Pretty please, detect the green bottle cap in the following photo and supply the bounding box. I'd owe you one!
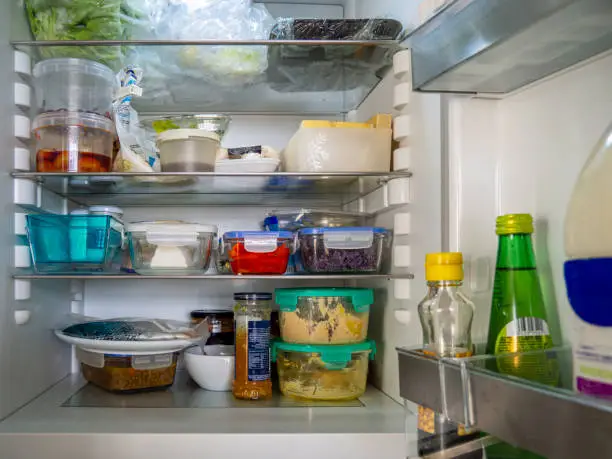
[496,214,533,235]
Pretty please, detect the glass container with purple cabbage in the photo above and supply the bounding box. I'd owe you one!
[297,227,391,274]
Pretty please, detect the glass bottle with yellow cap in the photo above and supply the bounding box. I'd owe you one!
[417,252,480,457]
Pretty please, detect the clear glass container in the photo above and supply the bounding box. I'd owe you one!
[76,348,178,393]
[222,231,293,275]
[276,288,372,344]
[271,340,376,401]
[233,292,273,400]
[33,111,115,173]
[297,227,391,273]
[127,221,217,274]
[146,114,231,138]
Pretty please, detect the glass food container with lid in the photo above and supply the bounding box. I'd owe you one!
[127,221,217,274]
[222,231,294,275]
[275,288,373,344]
[297,226,391,273]
[271,340,376,401]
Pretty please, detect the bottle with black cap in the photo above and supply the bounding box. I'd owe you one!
[233,292,273,400]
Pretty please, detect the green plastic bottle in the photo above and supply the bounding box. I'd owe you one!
[485,214,558,459]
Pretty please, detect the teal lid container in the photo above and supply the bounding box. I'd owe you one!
[271,340,376,370]
[275,287,374,313]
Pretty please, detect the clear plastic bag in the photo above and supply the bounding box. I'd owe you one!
[24,0,152,68]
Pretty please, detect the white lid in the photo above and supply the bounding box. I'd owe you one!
[127,220,217,233]
[88,206,124,216]
[32,111,114,133]
[70,209,89,215]
[157,129,220,144]
[33,58,115,83]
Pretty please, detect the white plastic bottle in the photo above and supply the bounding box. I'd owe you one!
[565,120,612,398]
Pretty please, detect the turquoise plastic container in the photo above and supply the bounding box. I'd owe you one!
[26,214,123,273]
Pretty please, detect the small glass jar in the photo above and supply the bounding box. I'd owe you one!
[233,292,273,400]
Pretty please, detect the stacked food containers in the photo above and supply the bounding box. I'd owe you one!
[272,288,376,400]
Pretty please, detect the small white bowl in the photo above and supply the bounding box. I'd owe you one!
[185,346,234,392]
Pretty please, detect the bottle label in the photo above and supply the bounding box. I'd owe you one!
[494,317,558,385]
[247,320,270,382]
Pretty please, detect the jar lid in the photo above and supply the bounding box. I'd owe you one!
[190,309,233,318]
[33,58,115,82]
[275,288,373,312]
[234,292,272,301]
[88,206,124,216]
[156,128,220,144]
[271,340,376,369]
[32,111,114,133]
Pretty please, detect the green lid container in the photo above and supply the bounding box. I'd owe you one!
[271,340,376,370]
[275,287,374,313]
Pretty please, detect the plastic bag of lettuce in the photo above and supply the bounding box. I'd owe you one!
[25,0,149,69]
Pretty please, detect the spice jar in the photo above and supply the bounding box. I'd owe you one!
[233,292,272,400]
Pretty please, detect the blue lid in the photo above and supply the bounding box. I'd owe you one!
[298,227,389,235]
[223,230,292,239]
[565,258,612,326]
[271,340,376,370]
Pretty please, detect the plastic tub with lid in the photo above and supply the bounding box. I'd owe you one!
[127,221,217,274]
[33,58,116,115]
[276,288,372,344]
[222,231,294,275]
[157,129,220,172]
[283,114,392,172]
[297,227,391,273]
[76,348,178,393]
[271,340,376,400]
[33,111,115,173]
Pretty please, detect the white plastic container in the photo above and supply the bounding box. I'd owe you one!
[185,345,235,392]
[283,115,392,173]
[33,58,116,115]
[213,158,280,192]
[127,221,217,274]
[157,129,220,172]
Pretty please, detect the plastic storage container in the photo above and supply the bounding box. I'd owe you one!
[127,221,217,275]
[76,348,178,393]
[283,115,392,172]
[33,58,116,115]
[297,227,391,273]
[271,340,376,400]
[157,129,220,172]
[222,231,294,275]
[26,214,124,273]
[276,288,372,344]
[33,112,115,172]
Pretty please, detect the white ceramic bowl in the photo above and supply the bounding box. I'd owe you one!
[185,345,234,392]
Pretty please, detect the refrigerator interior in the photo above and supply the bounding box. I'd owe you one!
[3,0,610,456]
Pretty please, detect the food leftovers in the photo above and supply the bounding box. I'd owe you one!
[223,231,293,275]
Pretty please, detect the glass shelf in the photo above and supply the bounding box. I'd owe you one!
[397,346,612,459]
[13,273,413,280]
[13,40,400,114]
[12,171,410,207]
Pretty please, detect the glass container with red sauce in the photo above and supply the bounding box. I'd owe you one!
[33,111,115,173]
[222,231,293,275]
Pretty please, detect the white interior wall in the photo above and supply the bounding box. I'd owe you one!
[449,52,612,347]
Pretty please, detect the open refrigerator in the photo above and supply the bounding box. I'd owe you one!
[0,0,611,458]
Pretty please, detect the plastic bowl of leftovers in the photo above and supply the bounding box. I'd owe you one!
[147,114,230,139]
[127,221,217,275]
[271,340,376,401]
[76,348,179,393]
[222,231,294,275]
[297,226,391,273]
[33,111,115,172]
[275,288,372,344]
[185,345,235,391]
[33,58,116,115]
[157,129,220,172]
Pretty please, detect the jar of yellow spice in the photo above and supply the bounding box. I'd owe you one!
[275,288,372,344]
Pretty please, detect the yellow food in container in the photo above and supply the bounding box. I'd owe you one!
[271,340,376,401]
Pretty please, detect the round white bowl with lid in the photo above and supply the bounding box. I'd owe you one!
[156,129,220,172]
